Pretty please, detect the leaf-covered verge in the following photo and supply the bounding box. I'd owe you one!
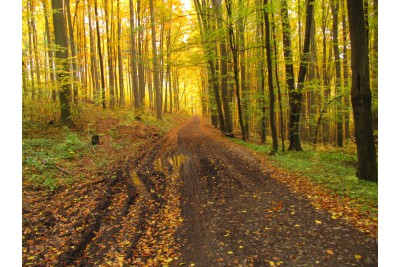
[22,106,190,265]
[232,139,378,238]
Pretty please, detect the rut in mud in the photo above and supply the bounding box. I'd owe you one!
[22,116,377,266]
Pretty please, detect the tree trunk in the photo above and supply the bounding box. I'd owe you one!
[29,1,42,99]
[257,6,267,144]
[264,0,278,152]
[149,0,162,119]
[226,0,245,140]
[51,0,71,124]
[137,0,146,107]
[94,0,106,109]
[340,0,350,141]
[281,0,299,150]
[42,0,58,101]
[331,0,343,147]
[271,7,285,152]
[346,0,378,182]
[88,4,99,103]
[27,0,35,99]
[129,0,139,108]
[117,0,124,106]
[104,0,115,107]
[65,0,79,102]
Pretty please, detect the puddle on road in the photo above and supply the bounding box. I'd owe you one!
[130,170,150,199]
[154,154,187,174]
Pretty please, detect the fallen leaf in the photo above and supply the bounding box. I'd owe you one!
[355,254,362,260]
[326,249,334,255]
[315,220,322,224]
[217,258,225,262]
[228,251,233,254]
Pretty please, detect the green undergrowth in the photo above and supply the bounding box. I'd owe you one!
[23,129,88,191]
[232,139,378,209]
[23,106,190,192]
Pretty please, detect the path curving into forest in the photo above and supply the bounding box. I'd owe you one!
[22,116,377,266]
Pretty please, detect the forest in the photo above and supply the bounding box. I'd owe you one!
[21,0,379,266]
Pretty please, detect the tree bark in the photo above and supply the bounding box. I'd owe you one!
[346,0,378,182]
[94,0,106,109]
[117,0,124,106]
[104,0,115,107]
[280,0,299,150]
[226,0,245,140]
[271,7,285,152]
[51,0,71,124]
[264,0,278,152]
[149,0,162,119]
[65,0,79,102]
[137,0,146,107]
[331,0,343,147]
[216,0,233,134]
[341,0,350,140]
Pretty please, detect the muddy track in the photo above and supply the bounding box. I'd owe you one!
[175,117,377,266]
[23,116,377,266]
[22,127,181,266]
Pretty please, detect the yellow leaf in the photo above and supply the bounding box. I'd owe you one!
[228,251,233,254]
[326,249,334,255]
[269,261,276,266]
[315,220,322,224]
[294,224,301,227]
[355,254,362,260]
[190,263,195,266]
[239,245,244,249]
[27,256,36,260]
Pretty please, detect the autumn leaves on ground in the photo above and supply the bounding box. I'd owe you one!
[23,109,377,266]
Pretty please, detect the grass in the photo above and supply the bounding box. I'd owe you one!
[232,139,378,209]
[23,128,88,191]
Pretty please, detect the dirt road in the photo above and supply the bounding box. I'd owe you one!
[174,117,377,266]
[23,116,377,266]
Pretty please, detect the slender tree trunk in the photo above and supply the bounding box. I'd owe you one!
[238,0,249,139]
[281,0,299,150]
[226,0,245,140]
[117,0,124,106]
[264,0,278,152]
[129,0,139,108]
[51,0,71,124]
[340,0,350,140]
[94,0,106,109]
[42,0,58,101]
[149,0,162,119]
[331,0,343,147]
[30,1,42,99]
[346,0,377,182]
[271,5,285,151]
[88,5,99,103]
[65,0,79,102]
[257,7,267,144]
[27,1,35,99]
[137,0,146,106]
[104,0,115,107]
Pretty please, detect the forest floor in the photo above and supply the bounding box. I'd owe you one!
[22,114,377,266]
